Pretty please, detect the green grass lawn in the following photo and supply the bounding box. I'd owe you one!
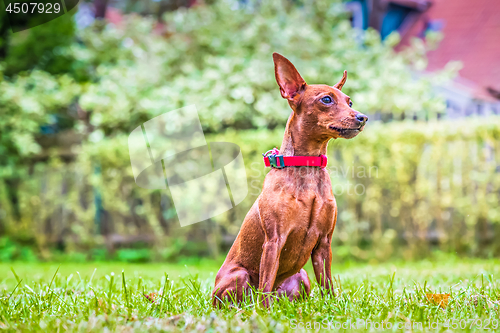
[1,257,499,332]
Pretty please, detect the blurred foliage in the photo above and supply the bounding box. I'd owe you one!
[0,0,476,262]
[0,0,451,170]
[0,237,36,261]
[77,0,450,135]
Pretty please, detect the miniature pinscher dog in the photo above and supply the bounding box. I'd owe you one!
[212,53,368,307]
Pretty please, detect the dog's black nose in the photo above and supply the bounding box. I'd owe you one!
[356,113,368,123]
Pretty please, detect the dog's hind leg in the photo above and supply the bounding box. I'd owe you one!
[212,267,252,308]
[275,269,311,301]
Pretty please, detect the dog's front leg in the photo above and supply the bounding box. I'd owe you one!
[259,237,285,307]
[311,234,334,296]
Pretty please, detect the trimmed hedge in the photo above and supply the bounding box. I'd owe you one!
[1,118,499,261]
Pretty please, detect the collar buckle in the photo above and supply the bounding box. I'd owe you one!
[267,154,285,169]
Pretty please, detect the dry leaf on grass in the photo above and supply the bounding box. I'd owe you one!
[426,293,450,308]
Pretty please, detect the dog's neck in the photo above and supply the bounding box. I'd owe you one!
[280,113,331,157]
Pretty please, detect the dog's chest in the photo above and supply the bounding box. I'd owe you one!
[264,167,336,234]
[268,167,334,200]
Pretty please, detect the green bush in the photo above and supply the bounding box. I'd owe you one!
[116,248,152,263]
[0,237,36,261]
[0,0,450,182]
[77,0,449,135]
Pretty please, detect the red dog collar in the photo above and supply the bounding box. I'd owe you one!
[263,148,327,169]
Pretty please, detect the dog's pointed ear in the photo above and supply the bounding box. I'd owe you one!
[334,70,347,91]
[273,53,307,102]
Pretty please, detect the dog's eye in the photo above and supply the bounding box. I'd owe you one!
[349,101,353,107]
[321,96,332,104]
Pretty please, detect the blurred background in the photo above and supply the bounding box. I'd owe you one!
[0,0,499,264]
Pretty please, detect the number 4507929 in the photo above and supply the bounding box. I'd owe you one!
[5,2,61,14]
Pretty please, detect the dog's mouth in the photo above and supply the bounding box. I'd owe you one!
[329,126,362,133]
[329,125,364,138]
[330,126,361,133]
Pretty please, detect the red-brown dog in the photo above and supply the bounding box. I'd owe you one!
[212,53,368,307]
